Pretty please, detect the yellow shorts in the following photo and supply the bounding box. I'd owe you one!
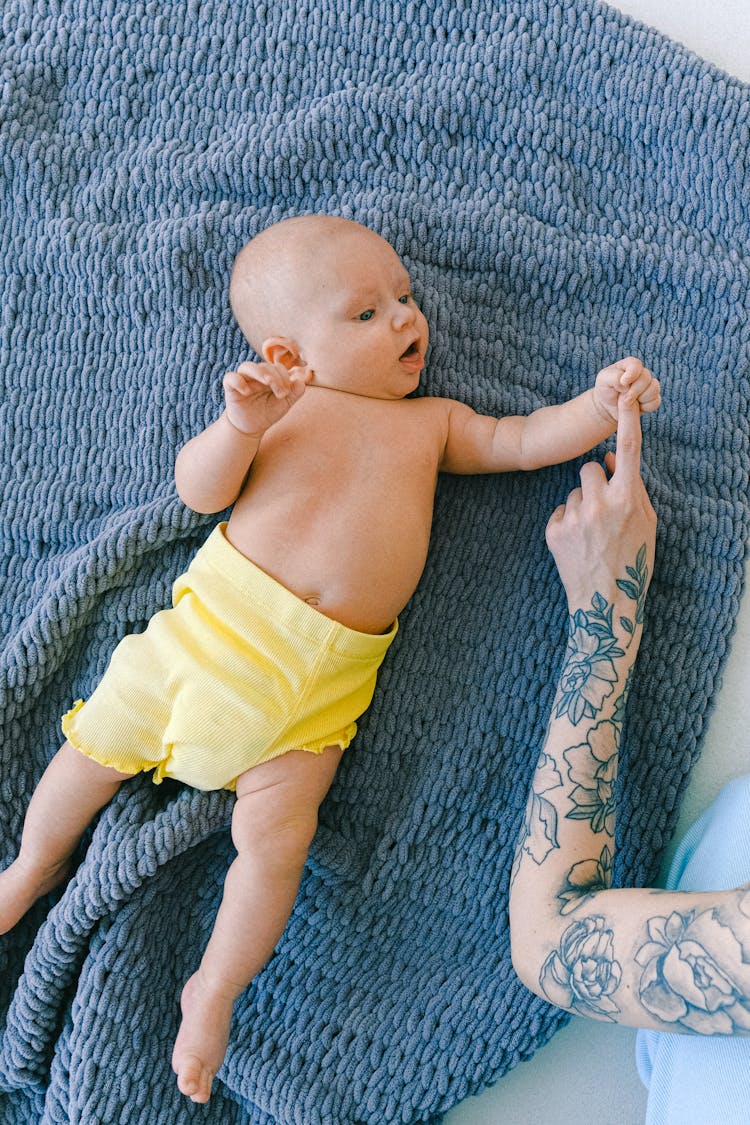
[62,523,398,792]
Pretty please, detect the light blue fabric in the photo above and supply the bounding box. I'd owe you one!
[636,776,750,1125]
[1,1,749,1122]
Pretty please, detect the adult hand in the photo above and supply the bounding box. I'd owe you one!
[545,399,657,614]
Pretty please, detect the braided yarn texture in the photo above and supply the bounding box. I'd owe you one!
[1,1,748,1121]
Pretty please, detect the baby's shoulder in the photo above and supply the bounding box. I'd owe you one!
[405,393,460,430]
[399,395,458,455]
[406,394,455,420]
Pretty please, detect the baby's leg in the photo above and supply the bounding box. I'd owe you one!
[172,744,344,1104]
[0,741,133,933]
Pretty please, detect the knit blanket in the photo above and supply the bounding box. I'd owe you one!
[1,1,748,1122]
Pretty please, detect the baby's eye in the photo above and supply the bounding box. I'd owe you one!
[399,294,412,304]
[358,309,374,321]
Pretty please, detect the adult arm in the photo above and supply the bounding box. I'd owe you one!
[508,402,750,1034]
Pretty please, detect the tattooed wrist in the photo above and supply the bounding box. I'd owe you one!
[565,542,650,654]
[616,544,649,649]
[557,595,625,724]
[558,543,649,725]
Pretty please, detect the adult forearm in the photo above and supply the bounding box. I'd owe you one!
[509,546,750,1033]
[509,554,645,966]
[174,412,261,513]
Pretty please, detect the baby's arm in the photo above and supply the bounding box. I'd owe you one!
[440,357,660,474]
[175,362,311,513]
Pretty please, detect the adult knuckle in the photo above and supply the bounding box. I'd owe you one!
[613,485,637,515]
[545,509,563,539]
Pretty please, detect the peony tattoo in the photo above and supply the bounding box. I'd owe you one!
[563,720,619,835]
[540,916,622,1020]
[636,909,750,1034]
[555,595,625,725]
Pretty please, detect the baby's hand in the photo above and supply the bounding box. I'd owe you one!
[222,361,313,437]
[593,357,661,425]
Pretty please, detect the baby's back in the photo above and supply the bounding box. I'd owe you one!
[227,388,448,634]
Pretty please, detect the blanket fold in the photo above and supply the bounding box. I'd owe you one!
[2,1,748,1121]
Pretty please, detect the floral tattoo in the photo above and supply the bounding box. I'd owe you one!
[510,749,562,892]
[563,720,619,835]
[616,544,649,649]
[636,908,750,1034]
[512,547,645,894]
[555,594,625,725]
[540,916,622,1020]
[558,845,613,915]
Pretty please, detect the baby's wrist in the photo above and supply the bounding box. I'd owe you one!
[589,387,617,428]
[221,409,265,443]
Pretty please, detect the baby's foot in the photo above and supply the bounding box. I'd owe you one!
[0,855,71,934]
[172,970,235,1103]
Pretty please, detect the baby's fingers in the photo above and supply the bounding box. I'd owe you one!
[635,377,661,413]
[618,360,647,387]
[223,368,254,397]
[234,362,291,399]
[621,369,657,404]
[265,371,293,398]
[621,373,649,403]
[287,365,313,401]
[616,356,646,386]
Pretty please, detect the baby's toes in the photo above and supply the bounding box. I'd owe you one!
[176,1054,213,1103]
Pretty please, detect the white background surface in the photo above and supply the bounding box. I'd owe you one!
[444,3,750,1123]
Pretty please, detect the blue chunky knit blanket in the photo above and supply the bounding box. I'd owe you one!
[1,1,749,1122]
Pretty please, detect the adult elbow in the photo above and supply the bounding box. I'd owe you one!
[509,903,546,998]
[510,939,544,998]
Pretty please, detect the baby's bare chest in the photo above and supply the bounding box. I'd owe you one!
[248,394,444,510]
[226,395,448,631]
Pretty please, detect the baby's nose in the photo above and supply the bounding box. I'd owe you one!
[392,301,415,327]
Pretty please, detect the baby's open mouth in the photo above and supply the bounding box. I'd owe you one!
[399,340,425,372]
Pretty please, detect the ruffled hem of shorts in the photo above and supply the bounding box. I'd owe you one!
[61,698,86,731]
[296,721,358,756]
[61,700,141,778]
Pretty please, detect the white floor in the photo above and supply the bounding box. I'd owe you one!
[445,3,750,1123]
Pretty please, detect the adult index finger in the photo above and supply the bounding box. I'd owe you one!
[612,397,643,487]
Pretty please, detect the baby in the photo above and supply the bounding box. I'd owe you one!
[0,214,660,1103]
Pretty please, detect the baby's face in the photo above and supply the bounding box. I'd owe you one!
[290,229,430,400]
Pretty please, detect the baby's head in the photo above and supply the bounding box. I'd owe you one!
[229,215,429,400]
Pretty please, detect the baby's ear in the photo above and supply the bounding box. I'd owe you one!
[261,336,303,370]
